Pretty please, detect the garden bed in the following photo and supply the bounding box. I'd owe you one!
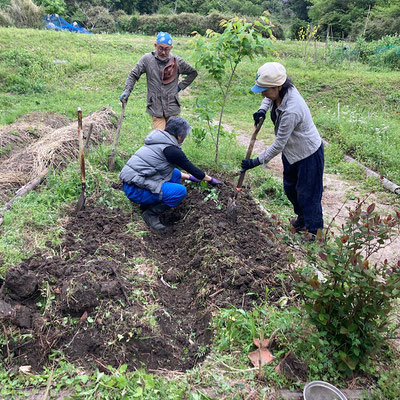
[1,182,288,372]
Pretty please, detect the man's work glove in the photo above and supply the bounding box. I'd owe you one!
[120,92,129,103]
[187,175,200,182]
[253,109,266,126]
[241,157,261,171]
[208,177,222,186]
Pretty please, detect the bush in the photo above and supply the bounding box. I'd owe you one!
[33,0,65,15]
[83,6,114,34]
[290,18,308,40]
[115,13,138,33]
[365,16,400,41]
[4,0,42,28]
[369,47,400,70]
[354,35,400,70]
[137,13,213,36]
[293,201,400,373]
[135,12,280,38]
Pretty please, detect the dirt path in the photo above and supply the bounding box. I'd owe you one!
[234,127,400,265]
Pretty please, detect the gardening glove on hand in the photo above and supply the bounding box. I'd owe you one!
[241,157,261,171]
[120,92,129,103]
[187,175,201,182]
[207,177,223,186]
[177,86,181,92]
[253,109,266,126]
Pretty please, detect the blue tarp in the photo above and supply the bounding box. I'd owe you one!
[43,14,93,34]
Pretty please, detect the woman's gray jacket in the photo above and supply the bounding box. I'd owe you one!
[123,52,197,118]
[120,129,179,195]
[258,86,321,165]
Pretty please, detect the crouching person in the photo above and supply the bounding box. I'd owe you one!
[120,116,221,231]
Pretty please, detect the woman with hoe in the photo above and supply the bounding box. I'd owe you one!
[242,62,324,240]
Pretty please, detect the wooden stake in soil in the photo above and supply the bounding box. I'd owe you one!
[76,108,86,212]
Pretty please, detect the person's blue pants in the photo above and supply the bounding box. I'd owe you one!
[282,143,324,233]
[122,168,187,208]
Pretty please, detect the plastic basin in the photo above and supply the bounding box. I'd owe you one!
[303,381,348,400]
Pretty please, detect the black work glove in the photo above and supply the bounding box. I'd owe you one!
[241,157,261,171]
[253,109,266,126]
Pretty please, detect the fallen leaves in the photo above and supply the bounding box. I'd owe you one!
[248,337,275,368]
[247,336,308,382]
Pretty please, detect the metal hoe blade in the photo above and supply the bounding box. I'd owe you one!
[227,195,237,223]
[76,183,86,212]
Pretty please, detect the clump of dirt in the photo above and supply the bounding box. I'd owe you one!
[1,182,288,373]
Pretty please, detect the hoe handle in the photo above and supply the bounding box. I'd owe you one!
[236,117,264,191]
[77,108,85,183]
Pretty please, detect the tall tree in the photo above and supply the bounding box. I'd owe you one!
[288,0,311,20]
[309,0,376,37]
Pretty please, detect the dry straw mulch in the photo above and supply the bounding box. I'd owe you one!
[0,107,116,188]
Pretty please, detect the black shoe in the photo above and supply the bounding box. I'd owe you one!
[139,204,149,212]
[141,203,169,231]
[303,232,316,243]
[290,216,306,232]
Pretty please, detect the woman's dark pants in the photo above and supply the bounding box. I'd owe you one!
[282,143,324,233]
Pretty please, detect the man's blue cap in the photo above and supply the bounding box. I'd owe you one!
[156,32,173,45]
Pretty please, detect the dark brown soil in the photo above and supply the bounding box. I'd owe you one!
[1,181,289,373]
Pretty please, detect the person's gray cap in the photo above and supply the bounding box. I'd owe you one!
[251,62,287,93]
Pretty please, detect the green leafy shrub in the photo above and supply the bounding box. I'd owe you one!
[290,18,308,40]
[135,12,278,37]
[34,0,65,15]
[354,35,400,69]
[293,200,400,373]
[84,6,115,33]
[113,10,139,33]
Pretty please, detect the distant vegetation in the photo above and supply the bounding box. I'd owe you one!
[0,0,399,41]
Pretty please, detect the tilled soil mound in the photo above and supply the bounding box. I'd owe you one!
[1,182,288,372]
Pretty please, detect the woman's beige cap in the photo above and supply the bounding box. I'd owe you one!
[251,62,287,92]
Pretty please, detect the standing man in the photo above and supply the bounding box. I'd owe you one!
[242,62,324,240]
[120,32,198,130]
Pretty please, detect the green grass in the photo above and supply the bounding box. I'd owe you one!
[0,28,400,398]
